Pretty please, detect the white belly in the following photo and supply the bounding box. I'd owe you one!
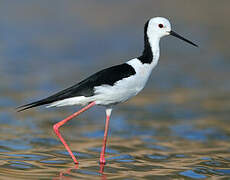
[93,76,145,105]
[92,59,155,105]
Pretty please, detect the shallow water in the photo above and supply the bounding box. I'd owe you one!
[0,1,230,179]
[1,91,230,179]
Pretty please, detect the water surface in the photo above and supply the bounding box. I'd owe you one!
[0,1,230,179]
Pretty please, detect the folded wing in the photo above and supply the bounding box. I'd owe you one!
[17,63,136,111]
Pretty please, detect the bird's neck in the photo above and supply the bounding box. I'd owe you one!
[138,28,160,66]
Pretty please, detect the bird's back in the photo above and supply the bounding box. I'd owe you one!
[17,63,136,111]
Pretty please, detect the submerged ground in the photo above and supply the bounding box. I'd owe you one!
[0,1,230,179]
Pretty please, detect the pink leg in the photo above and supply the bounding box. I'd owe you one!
[100,108,112,164]
[53,101,96,164]
[99,163,107,180]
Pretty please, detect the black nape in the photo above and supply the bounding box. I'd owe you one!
[138,20,153,64]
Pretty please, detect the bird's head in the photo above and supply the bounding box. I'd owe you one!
[147,17,198,47]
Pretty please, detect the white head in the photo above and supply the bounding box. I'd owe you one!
[146,17,198,47]
[147,17,171,39]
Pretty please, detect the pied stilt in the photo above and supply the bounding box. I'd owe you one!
[18,17,198,164]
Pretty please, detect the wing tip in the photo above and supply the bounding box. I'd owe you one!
[16,103,36,112]
[16,99,48,112]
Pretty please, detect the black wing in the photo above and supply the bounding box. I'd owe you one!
[17,63,136,111]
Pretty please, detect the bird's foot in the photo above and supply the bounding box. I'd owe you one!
[73,160,79,165]
[99,157,106,165]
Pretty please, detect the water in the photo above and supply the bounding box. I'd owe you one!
[0,1,230,179]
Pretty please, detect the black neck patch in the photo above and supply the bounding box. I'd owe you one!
[138,20,153,64]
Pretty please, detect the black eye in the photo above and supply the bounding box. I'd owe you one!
[158,24,163,28]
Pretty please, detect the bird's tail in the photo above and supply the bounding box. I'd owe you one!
[17,80,83,112]
[17,98,54,112]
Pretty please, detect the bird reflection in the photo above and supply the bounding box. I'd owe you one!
[54,163,107,179]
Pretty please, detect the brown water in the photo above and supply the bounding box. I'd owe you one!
[0,1,230,179]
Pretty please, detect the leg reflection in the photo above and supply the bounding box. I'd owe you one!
[99,163,107,180]
[54,164,107,180]
[54,164,78,180]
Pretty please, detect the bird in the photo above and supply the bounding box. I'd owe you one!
[18,17,198,165]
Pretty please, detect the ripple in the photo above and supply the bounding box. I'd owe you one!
[2,161,39,170]
[170,124,227,141]
[0,139,32,151]
[146,144,171,151]
[194,166,230,176]
[107,154,134,163]
[179,170,207,179]
[214,169,230,175]
[147,154,168,160]
[30,138,60,146]
[2,153,49,161]
[72,169,101,176]
[88,147,119,154]
[53,150,92,158]
[40,160,68,164]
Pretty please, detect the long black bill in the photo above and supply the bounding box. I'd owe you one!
[170,31,198,47]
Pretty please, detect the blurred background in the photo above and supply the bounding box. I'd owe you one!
[0,0,230,179]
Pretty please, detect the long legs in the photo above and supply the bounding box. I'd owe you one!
[53,101,96,164]
[100,108,112,164]
[53,102,112,164]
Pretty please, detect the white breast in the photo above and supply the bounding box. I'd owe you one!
[92,58,158,105]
